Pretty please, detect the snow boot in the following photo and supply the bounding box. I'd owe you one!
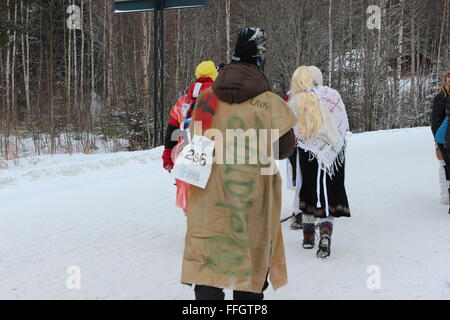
[317,222,333,259]
[290,212,304,230]
[302,225,315,249]
[302,230,315,249]
[302,214,316,249]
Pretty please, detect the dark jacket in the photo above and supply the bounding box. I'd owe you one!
[212,62,295,160]
[432,92,447,137]
[442,93,450,145]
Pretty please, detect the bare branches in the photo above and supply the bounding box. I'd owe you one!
[0,0,449,160]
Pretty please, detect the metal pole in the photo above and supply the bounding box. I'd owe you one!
[160,1,165,146]
[152,0,165,147]
[152,7,158,148]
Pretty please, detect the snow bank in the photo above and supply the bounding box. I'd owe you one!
[0,127,431,186]
[0,147,164,186]
[0,134,129,161]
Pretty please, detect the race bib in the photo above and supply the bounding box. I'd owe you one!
[181,103,191,117]
[172,135,215,189]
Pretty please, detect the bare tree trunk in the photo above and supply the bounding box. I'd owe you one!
[66,1,74,151]
[89,0,95,149]
[119,16,130,117]
[72,0,79,141]
[11,3,17,127]
[131,22,138,105]
[11,3,19,158]
[4,0,11,159]
[49,5,56,154]
[141,14,150,109]
[175,10,181,96]
[102,0,107,141]
[21,1,31,122]
[328,0,333,86]
[107,1,113,111]
[141,13,152,148]
[410,0,418,121]
[436,0,448,77]
[80,0,87,150]
[395,0,405,127]
[35,12,44,155]
[225,0,231,60]
[67,0,72,131]
[215,3,220,61]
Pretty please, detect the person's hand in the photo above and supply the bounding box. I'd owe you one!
[162,148,174,172]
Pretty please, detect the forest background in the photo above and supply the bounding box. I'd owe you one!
[1,0,449,159]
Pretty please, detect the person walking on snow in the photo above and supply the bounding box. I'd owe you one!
[285,67,337,230]
[181,27,297,300]
[282,90,305,231]
[286,66,330,230]
[287,66,350,259]
[433,70,450,213]
[162,61,218,214]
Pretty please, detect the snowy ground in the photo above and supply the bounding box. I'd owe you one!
[0,127,449,300]
[0,134,129,162]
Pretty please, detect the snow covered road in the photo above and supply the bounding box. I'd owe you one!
[0,127,449,300]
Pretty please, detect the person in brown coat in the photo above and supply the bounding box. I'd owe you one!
[180,28,297,300]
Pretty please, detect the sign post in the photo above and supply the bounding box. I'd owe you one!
[153,0,164,149]
[114,0,208,147]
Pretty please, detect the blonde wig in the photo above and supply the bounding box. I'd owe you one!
[290,66,323,139]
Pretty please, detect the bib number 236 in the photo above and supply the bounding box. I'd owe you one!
[184,149,208,166]
[172,135,215,189]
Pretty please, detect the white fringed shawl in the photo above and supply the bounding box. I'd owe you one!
[288,85,350,177]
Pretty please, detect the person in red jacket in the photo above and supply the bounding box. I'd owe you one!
[162,61,219,213]
[162,61,218,170]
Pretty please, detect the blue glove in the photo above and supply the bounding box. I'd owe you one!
[183,118,192,130]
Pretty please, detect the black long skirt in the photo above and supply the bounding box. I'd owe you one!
[297,147,351,218]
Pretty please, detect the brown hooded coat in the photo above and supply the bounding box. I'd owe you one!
[181,63,297,293]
